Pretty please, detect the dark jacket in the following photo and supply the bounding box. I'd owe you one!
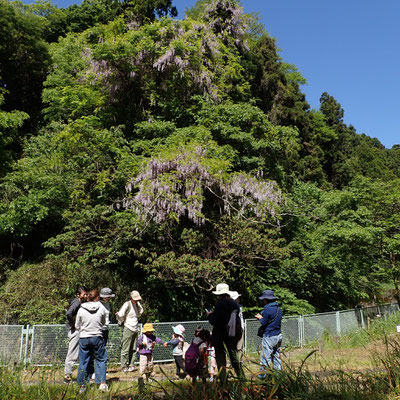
[260,302,282,337]
[208,297,240,341]
[66,297,81,333]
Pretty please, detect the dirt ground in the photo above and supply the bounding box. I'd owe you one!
[20,340,384,386]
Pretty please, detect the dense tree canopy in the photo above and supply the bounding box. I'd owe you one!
[0,0,400,323]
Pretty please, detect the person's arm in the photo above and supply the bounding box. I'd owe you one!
[116,302,128,322]
[259,308,271,326]
[166,338,179,347]
[75,309,82,331]
[66,298,80,327]
[208,302,221,326]
[137,302,144,316]
[155,336,164,345]
[102,306,110,329]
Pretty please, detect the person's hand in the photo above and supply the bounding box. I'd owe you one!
[255,313,262,320]
[163,342,168,348]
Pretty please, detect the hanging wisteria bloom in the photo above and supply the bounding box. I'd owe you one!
[124,145,282,225]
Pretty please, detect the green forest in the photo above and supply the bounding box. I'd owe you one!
[1,0,400,325]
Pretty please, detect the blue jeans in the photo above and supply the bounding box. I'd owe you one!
[77,336,107,385]
[259,333,282,374]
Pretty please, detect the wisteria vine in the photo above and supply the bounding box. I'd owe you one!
[123,146,282,225]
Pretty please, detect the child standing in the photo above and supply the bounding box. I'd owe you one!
[207,344,217,382]
[185,328,210,384]
[137,323,164,379]
[164,324,186,378]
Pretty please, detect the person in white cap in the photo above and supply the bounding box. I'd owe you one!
[164,324,187,378]
[207,283,244,380]
[229,291,244,362]
[99,287,115,346]
[116,290,143,373]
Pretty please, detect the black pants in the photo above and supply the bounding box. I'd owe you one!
[174,355,185,376]
[213,336,244,379]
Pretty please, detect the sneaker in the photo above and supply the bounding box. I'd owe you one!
[99,383,109,392]
[122,367,129,373]
[127,366,136,372]
[91,372,95,380]
[79,385,86,394]
[63,375,72,384]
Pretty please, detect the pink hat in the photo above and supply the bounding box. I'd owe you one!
[172,324,185,337]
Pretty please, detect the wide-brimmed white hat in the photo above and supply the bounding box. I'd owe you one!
[212,283,230,295]
[229,291,241,300]
[172,324,185,337]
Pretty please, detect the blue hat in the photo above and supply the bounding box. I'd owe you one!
[259,289,277,301]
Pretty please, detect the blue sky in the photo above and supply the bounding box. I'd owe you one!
[42,0,400,148]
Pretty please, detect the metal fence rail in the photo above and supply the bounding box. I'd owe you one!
[1,302,399,365]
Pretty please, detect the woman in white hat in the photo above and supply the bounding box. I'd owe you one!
[116,290,143,373]
[207,283,244,380]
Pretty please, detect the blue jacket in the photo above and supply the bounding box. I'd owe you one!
[259,302,282,337]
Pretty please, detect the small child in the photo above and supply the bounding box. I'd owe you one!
[137,323,164,379]
[185,327,210,384]
[164,324,186,378]
[207,344,217,382]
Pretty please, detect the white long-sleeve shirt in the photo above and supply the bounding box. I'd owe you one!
[116,300,143,332]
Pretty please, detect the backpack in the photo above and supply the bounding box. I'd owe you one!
[226,309,243,342]
[184,340,203,376]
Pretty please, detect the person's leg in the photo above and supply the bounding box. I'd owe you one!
[271,334,282,371]
[120,327,133,368]
[213,339,227,372]
[174,356,180,375]
[148,354,154,376]
[64,329,80,377]
[103,330,109,347]
[225,338,244,379]
[175,355,185,376]
[236,334,244,362]
[93,336,108,384]
[128,330,138,367]
[259,335,273,378]
[77,338,91,385]
[139,354,147,376]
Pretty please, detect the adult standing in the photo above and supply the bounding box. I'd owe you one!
[76,288,109,393]
[229,291,244,362]
[116,290,143,373]
[255,289,282,377]
[64,286,87,383]
[207,283,244,380]
[99,287,115,345]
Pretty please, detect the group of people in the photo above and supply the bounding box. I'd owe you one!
[63,283,283,392]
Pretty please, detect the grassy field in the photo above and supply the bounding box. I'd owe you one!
[3,314,400,399]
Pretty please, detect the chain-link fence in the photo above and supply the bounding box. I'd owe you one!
[1,302,399,365]
[0,325,25,365]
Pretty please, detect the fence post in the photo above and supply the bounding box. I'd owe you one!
[298,316,304,347]
[244,320,247,354]
[336,312,341,336]
[23,325,30,366]
[19,326,25,363]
